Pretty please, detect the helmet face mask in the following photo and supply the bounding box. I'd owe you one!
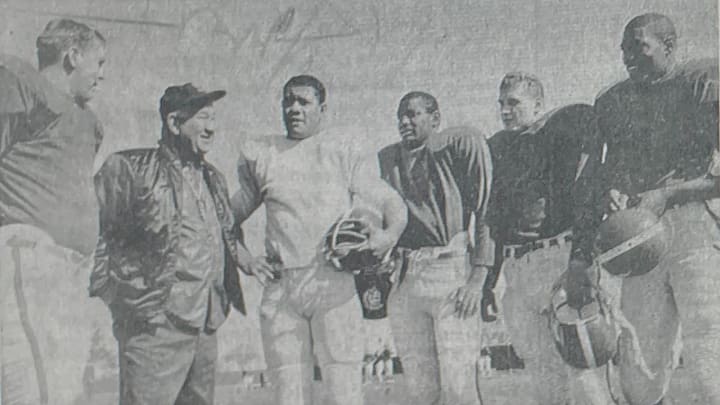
[322,211,397,319]
[324,218,378,274]
[549,280,618,369]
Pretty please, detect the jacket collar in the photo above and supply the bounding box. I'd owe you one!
[158,138,206,170]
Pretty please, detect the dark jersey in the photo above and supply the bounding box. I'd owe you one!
[377,126,494,267]
[596,59,718,195]
[488,104,596,248]
[0,55,104,254]
[572,59,719,260]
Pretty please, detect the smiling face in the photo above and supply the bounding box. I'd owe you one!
[283,85,325,139]
[621,26,673,83]
[170,104,217,156]
[397,96,440,149]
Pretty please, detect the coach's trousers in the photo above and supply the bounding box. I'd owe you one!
[115,316,218,405]
[616,201,720,405]
[388,233,481,405]
[0,224,108,405]
[259,259,364,405]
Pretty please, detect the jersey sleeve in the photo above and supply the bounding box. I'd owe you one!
[232,145,264,224]
[445,127,495,267]
[0,67,29,157]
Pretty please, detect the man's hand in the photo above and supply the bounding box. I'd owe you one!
[564,259,596,310]
[606,189,630,212]
[360,222,397,259]
[480,288,498,322]
[448,266,487,320]
[241,256,280,286]
[109,287,167,322]
[634,187,671,217]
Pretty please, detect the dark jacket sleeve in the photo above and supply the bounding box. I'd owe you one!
[90,153,137,304]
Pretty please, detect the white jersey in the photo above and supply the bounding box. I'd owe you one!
[235,127,381,268]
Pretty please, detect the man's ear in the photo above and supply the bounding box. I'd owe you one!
[66,46,83,70]
[535,99,545,116]
[431,110,441,129]
[663,39,675,56]
[166,112,181,135]
[320,102,327,113]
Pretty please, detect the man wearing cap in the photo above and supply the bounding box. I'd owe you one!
[231,75,407,405]
[91,83,245,405]
[0,19,107,404]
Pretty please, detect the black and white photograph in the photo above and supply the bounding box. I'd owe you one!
[0,0,718,404]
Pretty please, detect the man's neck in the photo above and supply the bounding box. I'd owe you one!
[651,60,678,84]
[39,65,73,100]
[287,126,323,141]
[164,135,204,167]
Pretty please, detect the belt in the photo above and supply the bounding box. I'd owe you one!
[503,231,573,259]
[410,233,469,262]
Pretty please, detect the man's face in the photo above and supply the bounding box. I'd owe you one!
[177,105,217,155]
[621,26,672,83]
[397,97,439,149]
[68,39,106,105]
[283,85,325,139]
[498,84,542,130]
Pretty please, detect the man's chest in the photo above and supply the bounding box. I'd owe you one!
[261,145,352,206]
[602,85,695,155]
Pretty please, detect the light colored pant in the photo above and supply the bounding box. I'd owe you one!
[502,236,620,405]
[616,202,720,405]
[388,234,481,405]
[0,224,109,405]
[259,259,364,405]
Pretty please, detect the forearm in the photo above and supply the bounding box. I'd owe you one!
[663,175,719,205]
[234,237,257,272]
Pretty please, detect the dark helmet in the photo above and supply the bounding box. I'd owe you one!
[323,207,396,319]
[549,279,617,369]
[595,208,669,277]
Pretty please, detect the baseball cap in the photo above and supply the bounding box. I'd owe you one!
[159,83,226,120]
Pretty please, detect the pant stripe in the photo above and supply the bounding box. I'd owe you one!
[10,241,49,404]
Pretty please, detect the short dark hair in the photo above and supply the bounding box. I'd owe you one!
[36,19,105,70]
[283,75,326,104]
[499,72,544,102]
[624,13,677,47]
[397,91,439,116]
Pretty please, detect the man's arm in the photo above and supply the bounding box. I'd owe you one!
[90,154,135,305]
[0,70,28,158]
[350,153,408,256]
[231,150,280,283]
[443,128,494,319]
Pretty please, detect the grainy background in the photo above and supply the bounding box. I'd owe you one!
[0,0,717,403]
